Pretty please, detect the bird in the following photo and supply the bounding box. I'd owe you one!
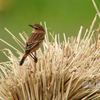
[19,24,45,66]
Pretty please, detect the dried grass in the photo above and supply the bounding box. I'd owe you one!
[0,19,100,100]
[1,1,100,99]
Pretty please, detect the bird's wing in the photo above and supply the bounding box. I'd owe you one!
[27,31,45,43]
[25,41,40,50]
[25,31,45,53]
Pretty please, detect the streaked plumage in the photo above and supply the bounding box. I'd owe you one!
[19,24,45,66]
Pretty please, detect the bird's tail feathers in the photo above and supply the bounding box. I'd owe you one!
[19,54,27,66]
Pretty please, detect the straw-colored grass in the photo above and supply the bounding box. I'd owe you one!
[0,18,100,100]
[1,1,100,99]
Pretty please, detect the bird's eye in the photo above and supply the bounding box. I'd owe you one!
[35,27,38,30]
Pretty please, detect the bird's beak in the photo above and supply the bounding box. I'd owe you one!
[29,25,33,27]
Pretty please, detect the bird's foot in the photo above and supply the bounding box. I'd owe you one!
[34,57,38,63]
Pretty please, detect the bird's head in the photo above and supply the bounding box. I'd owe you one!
[29,24,45,32]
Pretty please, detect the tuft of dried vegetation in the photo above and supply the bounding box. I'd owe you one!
[0,1,100,100]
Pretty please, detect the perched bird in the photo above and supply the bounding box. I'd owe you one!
[19,24,45,66]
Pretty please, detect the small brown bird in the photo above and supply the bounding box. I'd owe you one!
[19,24,45,66]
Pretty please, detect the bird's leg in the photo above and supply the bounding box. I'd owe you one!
[29,54,34,59]
[30,53,37,63]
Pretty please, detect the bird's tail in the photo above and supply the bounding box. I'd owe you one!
[19,54,27,66]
